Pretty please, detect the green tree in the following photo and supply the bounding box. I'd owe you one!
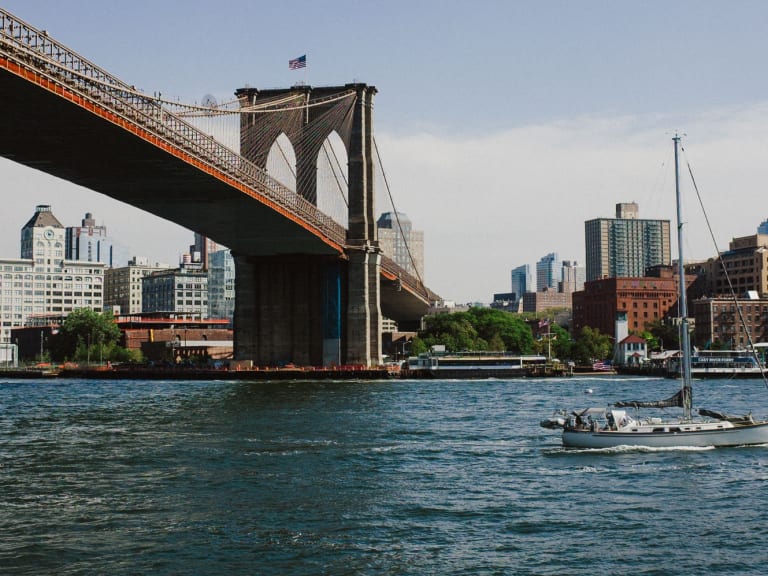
[487,333,505,351]
[409,336,428,356]
[49,309,121,362]
[540,323,573,360]
[415,308,535,353]
[645,319,680,350]
[466,307,536,353]
[418,312,479,352]
[571,326,613,365]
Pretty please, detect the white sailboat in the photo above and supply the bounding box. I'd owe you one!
[542,135,768,449]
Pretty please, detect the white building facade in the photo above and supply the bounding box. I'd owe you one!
[65,212,114,267]
[1,205,105,343]
[104,256,172,315]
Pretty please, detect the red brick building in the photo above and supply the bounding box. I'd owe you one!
[116,313,232,361]
[691,296,768,348]
[572,276,679,336]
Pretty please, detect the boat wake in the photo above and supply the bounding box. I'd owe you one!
[550,444,716,455]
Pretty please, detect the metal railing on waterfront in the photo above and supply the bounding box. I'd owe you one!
[0,9,347,249]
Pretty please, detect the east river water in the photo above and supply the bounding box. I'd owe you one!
[2,375,768,575]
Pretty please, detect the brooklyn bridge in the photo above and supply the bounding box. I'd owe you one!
[0,8,436,367]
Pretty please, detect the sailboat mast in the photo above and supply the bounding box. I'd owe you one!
[674,134,693,419]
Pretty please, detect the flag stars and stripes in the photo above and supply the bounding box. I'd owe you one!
[289,55,306,70]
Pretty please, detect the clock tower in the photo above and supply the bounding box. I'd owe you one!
[20,204,66,271]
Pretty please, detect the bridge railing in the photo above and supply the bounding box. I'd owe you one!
[0,9,347,249]
[380,256,434,302]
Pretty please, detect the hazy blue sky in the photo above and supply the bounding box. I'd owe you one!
[3,1,768,302]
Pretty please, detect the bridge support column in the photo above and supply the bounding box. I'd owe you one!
[346,247,382,366]
[344,84,382,367]
[322,261,342,366]
[233,82,385,367]
[233,253,342,367]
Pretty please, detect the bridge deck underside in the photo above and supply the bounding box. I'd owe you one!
[380,282,426,328]
[0,68,338,256]
[0,66,432,326]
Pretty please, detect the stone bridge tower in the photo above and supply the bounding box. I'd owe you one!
[233,83,381,367]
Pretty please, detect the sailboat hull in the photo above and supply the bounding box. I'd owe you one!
[543,137,768,451]
[562,421,768,449]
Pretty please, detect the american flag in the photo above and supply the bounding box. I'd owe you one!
[289,55,306,70]
[592,361,612,371]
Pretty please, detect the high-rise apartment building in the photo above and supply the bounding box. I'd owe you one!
[0,205,105,342]
[584,202,671,281]
[377,212,424,280]
[536,252,560,292]
[190,233,220,270]
[511,264,531,299]
[560,260,586,293]
[207,249,235,321]
[65,212,114,267]
[142,264,209,318]
[104,256,172,315]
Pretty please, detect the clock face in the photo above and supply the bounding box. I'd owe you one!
[44,229,54,239]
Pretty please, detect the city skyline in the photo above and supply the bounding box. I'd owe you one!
[2,186,765,308]
[3,1,768,302]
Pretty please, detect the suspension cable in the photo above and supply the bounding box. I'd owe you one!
[1,34,356,119]
[322,141,348,207]
[373,136,427,293]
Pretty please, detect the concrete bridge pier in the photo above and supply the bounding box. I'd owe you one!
[344,84,382,366]
[233,254,344,367]
[346,246,382,366]
[233,250,382,367]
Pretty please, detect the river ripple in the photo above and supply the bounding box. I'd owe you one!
[1,376,768,575]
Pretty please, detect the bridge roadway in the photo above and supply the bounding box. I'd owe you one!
[0,33,432,335]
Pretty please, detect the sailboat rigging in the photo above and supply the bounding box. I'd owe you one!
[541,135,768,448]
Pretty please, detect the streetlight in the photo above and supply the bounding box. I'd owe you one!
[400,339,411,361]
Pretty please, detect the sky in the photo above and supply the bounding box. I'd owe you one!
[3,0,768,303]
